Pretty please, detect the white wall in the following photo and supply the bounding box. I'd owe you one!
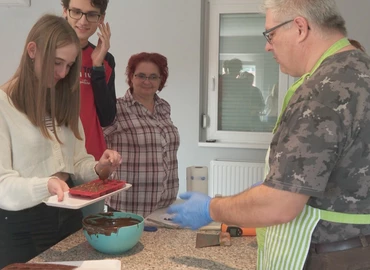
[0,0,369,195]
[336,0,370,52]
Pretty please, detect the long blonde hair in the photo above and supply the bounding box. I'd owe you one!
[6,14,82,142]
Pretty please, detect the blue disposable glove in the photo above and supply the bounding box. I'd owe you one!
[167,192,213,230]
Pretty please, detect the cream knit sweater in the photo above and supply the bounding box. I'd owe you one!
[0,90,98,211]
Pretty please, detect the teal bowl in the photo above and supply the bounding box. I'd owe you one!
[82,212,144,254]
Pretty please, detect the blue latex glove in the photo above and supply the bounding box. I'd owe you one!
[167,192,213,230]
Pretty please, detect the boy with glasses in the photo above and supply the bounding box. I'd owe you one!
[62,0,116,161]
[62,0,117,215]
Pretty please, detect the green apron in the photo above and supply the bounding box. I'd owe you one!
[257,38,370,270]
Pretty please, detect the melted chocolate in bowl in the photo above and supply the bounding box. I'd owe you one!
[83,212,141,236]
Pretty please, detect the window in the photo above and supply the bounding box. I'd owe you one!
[201,0,292,149]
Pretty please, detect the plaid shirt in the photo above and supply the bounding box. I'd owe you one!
[104,89,180,217]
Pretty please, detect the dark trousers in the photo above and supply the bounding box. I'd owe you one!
[0,179,83,269]
[304,245,370,270]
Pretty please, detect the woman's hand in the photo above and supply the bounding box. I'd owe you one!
[47,177,69,202]
[95,149,122,179]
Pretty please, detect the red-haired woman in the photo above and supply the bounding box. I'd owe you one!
[104,52,180,217]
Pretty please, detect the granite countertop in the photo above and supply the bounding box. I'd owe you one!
[30,228,257,269]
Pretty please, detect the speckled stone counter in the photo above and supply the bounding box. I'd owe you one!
[30,228,257,269]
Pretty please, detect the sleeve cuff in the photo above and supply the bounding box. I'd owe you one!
[93,161,99,177]
[32,177,51,201]
[92,65,105,71]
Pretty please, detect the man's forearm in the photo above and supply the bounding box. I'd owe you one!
[209,185,309,228]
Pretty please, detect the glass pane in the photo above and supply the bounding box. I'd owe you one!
[218,13,279,132]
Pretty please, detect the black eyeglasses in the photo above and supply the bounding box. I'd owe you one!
[263,19,294,44]
[68,9,101,23]
[134,73,161,82]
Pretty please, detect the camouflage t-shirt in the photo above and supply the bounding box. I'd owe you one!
[264,50,370,244]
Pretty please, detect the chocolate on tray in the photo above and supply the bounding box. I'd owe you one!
[69,179,126,199]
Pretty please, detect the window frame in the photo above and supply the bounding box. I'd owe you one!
[201,0,292,149]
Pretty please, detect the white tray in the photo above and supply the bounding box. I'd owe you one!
[45,259,121,269]
[42,183,132,209]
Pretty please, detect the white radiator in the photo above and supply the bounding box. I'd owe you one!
[209,160,265,197]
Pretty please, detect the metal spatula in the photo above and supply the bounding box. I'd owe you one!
[195,232,231,248]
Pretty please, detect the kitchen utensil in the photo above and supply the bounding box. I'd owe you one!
[144,226,158,232]
[195,231,231,248]
[82,212,144,254]
[221,223,256,236]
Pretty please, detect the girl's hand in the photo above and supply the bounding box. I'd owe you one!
[47,177,69,201]
[95,149,122,179]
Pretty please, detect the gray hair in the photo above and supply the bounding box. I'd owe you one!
[261,0,347,36]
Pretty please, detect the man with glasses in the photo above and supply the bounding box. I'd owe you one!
[167,0,370,269]
[62,0,116,216]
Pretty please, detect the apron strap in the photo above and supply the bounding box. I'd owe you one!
[320,208,370,224]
